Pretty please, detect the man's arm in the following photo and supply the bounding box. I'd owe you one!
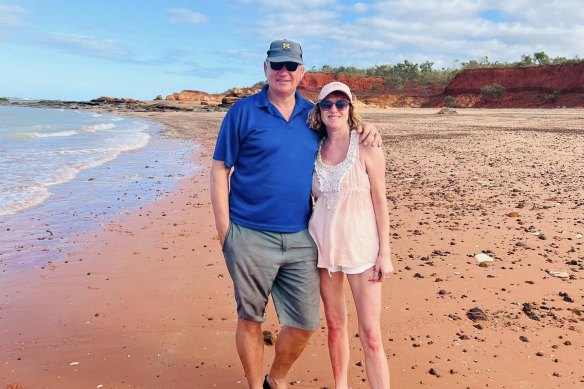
[210,159,231,246]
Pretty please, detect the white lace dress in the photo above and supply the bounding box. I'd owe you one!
[308,130,380,269]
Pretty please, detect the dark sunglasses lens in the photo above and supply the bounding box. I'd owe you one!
[270,62,284,70]
[319,100,349,110]
[270,62,298,71]
[336,100,349,109]
[319,101,333,110]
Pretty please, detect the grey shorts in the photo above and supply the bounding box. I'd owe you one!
[223,222,320,330]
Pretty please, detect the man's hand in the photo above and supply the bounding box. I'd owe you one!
[356,121,382,147]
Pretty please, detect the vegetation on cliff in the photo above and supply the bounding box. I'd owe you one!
[480,83,506,100]
[313,52,583,88]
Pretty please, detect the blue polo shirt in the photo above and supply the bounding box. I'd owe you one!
[213,85,319,232]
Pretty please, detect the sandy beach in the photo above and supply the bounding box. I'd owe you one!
[1,108,583,389]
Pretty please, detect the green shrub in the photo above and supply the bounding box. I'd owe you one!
[480,83,506,99]
[443,95,456,108]
[545,90,561,102]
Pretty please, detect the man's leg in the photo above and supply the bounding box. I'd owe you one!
[266,229,320,389]
[236,318,265,389]
[266,325,315,389]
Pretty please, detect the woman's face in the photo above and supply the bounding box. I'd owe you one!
[320,92,350,131]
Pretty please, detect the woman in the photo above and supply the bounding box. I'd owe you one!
[307,82,393,389]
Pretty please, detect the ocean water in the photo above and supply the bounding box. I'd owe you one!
[0,106,153,215]
[0,106,198,276]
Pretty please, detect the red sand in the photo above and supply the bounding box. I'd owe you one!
[1,108,583,389]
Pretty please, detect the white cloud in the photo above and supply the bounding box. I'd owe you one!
[295,0,584,67]
[353,3,369,13]
[32,32,130,60]
[259,10,339,38]
[166,8,208,24]
[0,4,26,28]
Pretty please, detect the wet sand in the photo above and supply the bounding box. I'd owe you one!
[1,108,583,388]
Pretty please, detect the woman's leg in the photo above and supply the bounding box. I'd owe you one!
[347,271,390,389]
[320,269,350,389]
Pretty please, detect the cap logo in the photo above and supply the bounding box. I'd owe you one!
[282,42,291,49]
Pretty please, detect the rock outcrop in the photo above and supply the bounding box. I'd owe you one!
[166,90,223,106]
[445,63,584,95]
[298,73,445,107]
[298,73,388,101]
[443,63,584,108]
[12,63,584,112]
[91,96,141,104]
[158,62,584,109]
[167,87,260,107]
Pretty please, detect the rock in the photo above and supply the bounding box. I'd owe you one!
[547,269,570,278]
[522,303,540,321]
[428,367,440,377]
[221,96,239,106]
[466,307,487,321]
[474,253,494,263]
[262,330,276,346]
[166,89,223,106]
[559,292,574,303]
[506,211,520,217]
[91,96,141,104]
[437,107,457,114]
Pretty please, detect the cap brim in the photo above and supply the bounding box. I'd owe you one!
[267,56,304,64]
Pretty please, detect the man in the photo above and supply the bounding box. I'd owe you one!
[210,39,380,389]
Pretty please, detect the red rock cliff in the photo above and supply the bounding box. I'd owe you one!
[164,63,584,108]
[298,73,388,101]
[445,63,584,95]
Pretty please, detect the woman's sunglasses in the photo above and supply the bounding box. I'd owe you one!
[269,61,299,72]
[318,99,350,111]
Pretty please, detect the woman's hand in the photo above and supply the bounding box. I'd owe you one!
[369,254,394,282]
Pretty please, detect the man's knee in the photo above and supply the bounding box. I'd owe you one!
[282,325,316,341]
[237,318,262,333]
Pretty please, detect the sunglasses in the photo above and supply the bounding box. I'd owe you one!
[318,99,350,111]
[269,61,300,72]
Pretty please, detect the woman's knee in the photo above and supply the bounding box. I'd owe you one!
[325,311,347,332]
[359,326,383,352]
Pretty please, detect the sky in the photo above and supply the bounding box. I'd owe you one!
[1,0,584,101]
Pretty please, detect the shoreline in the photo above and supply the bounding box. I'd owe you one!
[0,109,199,280]
[1,108,583,388]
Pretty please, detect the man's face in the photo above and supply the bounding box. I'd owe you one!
[264,61,305,96]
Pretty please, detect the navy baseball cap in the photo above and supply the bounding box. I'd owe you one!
[266,39,304,64]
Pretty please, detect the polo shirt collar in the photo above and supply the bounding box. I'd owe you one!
[257,84,314,114]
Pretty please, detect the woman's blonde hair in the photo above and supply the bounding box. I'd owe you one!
[307,92,362,135]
